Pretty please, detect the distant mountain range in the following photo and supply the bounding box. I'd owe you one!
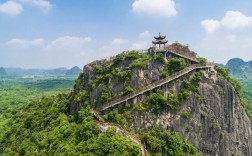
[218,58,252,73]
[0,66,81,78]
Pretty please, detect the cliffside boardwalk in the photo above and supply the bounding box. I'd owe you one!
[95,33,214,112]
[97,63,214,112]
[92,34,214,155]
[165,49,199,64]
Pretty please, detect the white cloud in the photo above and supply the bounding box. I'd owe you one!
[132,0,177,17]
[20,0,52,12]
[3,36,95,68]
[131,41,149,50]
[201,11,252,34]
[47,36,92,49]
[194,33,252,64]
[221,11,252,29]
[6,36,92,50]
[6,38,45,47]
[99,38,129,57]
[201,19,220,34]
[110,38,128,46]
[0,1,23,16]
[130,31,152,50]
[139,30,151,38]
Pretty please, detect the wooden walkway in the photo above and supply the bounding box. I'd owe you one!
[97,63,213,112]
[153,49,199,63]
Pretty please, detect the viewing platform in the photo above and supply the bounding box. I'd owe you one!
[96,33,214,113]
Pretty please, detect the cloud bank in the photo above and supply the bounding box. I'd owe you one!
[20,0,52,12]
[132,0,177,17]
[201,11,252,34]
[6,38,45,47]
[0,0,52,16]
[0,1,23,16]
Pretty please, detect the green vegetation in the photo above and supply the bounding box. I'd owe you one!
[220,131,225,140]
[197,57,207,65]
[168,57,186,74]
[0,77,75,133]
[153,53,166,64]
[181,111,192,120]
[185,126,192,133]
[210,121,218,130]
[141,72,202,115]
[88,50,151,91]
[229,72,252,121]
[215,66,229,79]
[146,92,178,114]
[102,108,134,131]
[112,68,131,81]
[0,95,140,155]
[125,51,151,70]
[161,57,187,78]
[141,127,200,156]
[121,86,134,96]
[171,42,190,52]
[5,51,249,155]
[0,75,141,155]
[215,66,252,120]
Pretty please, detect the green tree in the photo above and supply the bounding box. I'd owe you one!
[168,58,186,74]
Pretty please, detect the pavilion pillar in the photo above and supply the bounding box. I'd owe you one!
[152,32,168,53]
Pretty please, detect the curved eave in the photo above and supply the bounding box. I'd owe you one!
[154,35,166,40]
[152,40,168,44]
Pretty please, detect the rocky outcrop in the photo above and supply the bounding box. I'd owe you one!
[131,73,252,156]
[81,58,166,109]
[74,52,252,155]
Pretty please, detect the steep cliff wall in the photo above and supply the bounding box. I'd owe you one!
[131,73,252,155]
[72,51,252,155]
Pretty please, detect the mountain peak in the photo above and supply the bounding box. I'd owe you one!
[225,58,252,73]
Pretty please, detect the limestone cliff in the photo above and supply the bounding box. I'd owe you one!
[131,74,252,155]
[72,51,252,155]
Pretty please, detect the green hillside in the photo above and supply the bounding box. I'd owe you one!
[0,50,200,155]
[218,58,252,120]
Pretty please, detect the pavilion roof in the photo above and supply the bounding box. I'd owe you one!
[154,32,166,40]
[152,40,168,44]
[154,35,166,40]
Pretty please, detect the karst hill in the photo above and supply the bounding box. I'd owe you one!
[1,35,251,155]
[71,39,252,155]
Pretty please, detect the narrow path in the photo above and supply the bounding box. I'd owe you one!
[97,63,213,112]
[90,109,105,122]
[166,50,199,63]
[90,109,148,156]
[97,122,148,156]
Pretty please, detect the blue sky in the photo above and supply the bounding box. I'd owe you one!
[1,0,252,68]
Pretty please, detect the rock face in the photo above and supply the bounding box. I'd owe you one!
[81,58,166,108]
[74,52,252,155]
[132,74,252,156]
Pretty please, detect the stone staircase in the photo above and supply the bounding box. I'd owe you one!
[97,63,214,112]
